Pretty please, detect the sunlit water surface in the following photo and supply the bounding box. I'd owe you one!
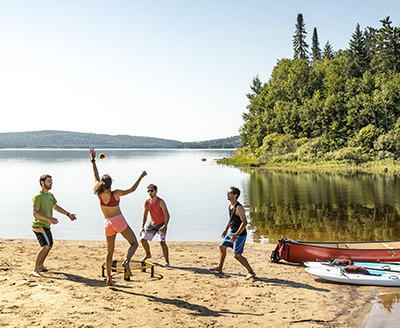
[1,149,400,245]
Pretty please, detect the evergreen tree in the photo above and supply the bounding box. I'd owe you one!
[348,23,369,77]
[293,13,309,61]
[311,27,321,62]
[370,16,400,73]
[246,75,263,100]
[323,40,335,60]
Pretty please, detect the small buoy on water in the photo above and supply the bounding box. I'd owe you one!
[201,158,206,162]
[99,153,106,159]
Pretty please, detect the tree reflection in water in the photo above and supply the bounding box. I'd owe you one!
[241,169,400,243]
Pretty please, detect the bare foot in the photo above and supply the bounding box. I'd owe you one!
[141,255,151,262]
[122,261,132,276]
[31,270,43,278]
[245,272,256,280]
[106,279,113,286]
[210,267,223,273]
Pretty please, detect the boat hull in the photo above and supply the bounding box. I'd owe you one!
[304,261,400,272]
[305,266,400,286]
[271,237,400,264]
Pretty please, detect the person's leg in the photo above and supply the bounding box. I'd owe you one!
[121,226,138,276]
[160,241,169,266]
[140,238,152,261]
[32,227,53,277]
[210,244,228,273]
[233,253,256,278]
[32,244,52,276]
[105,235,116,286]
[140,225,156,262]
[232,235,255,279]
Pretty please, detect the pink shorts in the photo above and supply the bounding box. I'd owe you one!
[104,214,128,237]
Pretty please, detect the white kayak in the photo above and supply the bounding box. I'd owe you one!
[305,266,400,286]
[304,261,400,272]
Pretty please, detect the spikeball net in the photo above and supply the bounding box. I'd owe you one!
[101,259,155,280]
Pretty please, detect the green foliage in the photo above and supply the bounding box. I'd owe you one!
[237,16,400,167]
[0,131,180,149]
[293,13,309,61]
[175,136,241,149]
[311,27,321,62]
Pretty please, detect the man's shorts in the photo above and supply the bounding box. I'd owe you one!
[104,214,129,237]
[32,226,54,247]
[141,223,167,242]
[221,232,247,254]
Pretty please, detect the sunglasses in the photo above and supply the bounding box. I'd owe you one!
[147,189,155,193]
[227,191,233,195]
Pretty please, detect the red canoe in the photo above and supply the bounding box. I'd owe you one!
[271,237,400,264]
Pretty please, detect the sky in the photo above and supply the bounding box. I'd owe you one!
[1,1,400,142]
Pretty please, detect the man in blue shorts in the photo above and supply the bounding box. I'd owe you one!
[210,186,256,279]
[31,174,77,277]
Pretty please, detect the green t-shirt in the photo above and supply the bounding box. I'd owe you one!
[32,191,57,229]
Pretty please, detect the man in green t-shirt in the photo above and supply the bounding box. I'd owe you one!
[31,174,77,277]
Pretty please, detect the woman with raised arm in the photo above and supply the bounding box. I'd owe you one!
[90,148,147,286]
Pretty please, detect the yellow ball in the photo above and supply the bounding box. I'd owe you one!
[99,153,106,159]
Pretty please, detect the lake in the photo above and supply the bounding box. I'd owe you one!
[1,149,400,244]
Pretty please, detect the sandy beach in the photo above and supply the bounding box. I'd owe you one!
[0,239,377,327]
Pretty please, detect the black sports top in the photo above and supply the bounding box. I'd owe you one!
[229,202,247,236]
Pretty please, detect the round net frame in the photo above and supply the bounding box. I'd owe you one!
[101,259,155,280]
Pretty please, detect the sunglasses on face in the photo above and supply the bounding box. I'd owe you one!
[227,191,233,195]
[147,189,155,193]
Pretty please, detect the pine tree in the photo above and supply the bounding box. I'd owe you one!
[348,23,369,76]
[311,27,321,62]
[323,40,335,60]
[370,16,400,73]
[246,75,263,100]
[293,13,309,61]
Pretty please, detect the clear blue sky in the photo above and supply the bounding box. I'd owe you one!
[1,1,399,142]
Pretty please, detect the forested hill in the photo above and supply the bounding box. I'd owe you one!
[175,136,240,149]
[0,131,180,149]
[237,16,400,165]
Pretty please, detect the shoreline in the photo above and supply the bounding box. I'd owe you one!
[0,238,377,327]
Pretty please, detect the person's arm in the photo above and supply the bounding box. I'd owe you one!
[90,147,100,183]
[33,206,59,225]
[114,171,147,198]
[140,202,149,235]
[221,217,231,238]
[159,200,170,235]
[229,205,247,243]
[53,204,77,221]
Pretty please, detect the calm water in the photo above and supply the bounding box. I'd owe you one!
[244,168,400,244]
[1,149,400,245]
[0,149,244,242]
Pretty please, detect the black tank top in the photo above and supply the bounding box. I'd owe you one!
[229,202,247,236]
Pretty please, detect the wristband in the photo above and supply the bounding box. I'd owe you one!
[67,212,70,217]
[91,159,95,163]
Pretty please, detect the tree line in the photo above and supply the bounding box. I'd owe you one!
[0,130,238,149]
[0,131,180,149]
[239,15,400,165]
[175,136,240,149]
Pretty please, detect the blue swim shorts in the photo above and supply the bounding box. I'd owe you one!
[221,232,247,254]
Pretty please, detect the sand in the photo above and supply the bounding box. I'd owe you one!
[0,239,376,327]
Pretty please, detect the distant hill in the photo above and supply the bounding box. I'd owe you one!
[0,130,180,149]
[0,131,240,149]
[175,136,241,149]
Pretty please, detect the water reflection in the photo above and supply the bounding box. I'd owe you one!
[242,169,400,244]
[375,293,400,312]
[363,293,400,328]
